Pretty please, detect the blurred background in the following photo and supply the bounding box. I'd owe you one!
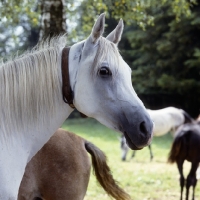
[0,0,200,117]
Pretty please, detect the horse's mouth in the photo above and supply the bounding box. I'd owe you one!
[123,131,143,150]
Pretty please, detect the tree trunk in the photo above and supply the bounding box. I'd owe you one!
[39,0,67,41]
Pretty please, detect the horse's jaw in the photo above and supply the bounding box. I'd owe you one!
[27,103,73,161]
[95,112,153,151]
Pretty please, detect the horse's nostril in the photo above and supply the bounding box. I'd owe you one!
[140,121,148,135]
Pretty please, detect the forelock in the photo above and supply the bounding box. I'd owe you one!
[92,37,120,76]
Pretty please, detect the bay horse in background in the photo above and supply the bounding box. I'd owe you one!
[120,107,194,161]
[18,129,131,200]
[0,14,153,199]
[168,122,200,200]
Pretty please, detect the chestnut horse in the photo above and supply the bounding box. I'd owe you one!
[18,129,131,200]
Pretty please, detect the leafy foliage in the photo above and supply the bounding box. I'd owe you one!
[0,0,199,115]
[0,0,195,53]
[0,0,39,26]
[0,0,40,57]
[121,2,200,115]
[77,0,195,31]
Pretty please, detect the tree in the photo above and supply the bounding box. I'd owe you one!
[0,0,195,55]
[39,0,67,41]
[122,1,200,116]
[1,0,199,115]
[76,0,195,33]
[0,0,40,57]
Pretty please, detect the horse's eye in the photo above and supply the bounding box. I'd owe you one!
[98,67,112,77]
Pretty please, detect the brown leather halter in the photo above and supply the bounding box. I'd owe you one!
[61,47,75,109]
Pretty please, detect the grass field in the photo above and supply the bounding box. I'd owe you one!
[62,118,200,200]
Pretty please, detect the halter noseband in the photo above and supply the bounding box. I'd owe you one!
[61,47,75,109]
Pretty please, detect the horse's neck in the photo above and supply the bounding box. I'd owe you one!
[27,103,73,161]
[0,101,73,162]
[0,43,76,160]
[68,41,85,90]
[0,102,73,199]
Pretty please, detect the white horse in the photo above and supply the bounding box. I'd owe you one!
[121,107,194,161]
[0,14,153,199]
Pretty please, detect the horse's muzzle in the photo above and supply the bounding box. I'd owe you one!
[123,131,143,150]
[120,112,154,150]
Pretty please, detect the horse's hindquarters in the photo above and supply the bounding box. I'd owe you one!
[18,130,91,200]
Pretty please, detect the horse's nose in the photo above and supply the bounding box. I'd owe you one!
[139,121,149,135]
[120,106,153,150]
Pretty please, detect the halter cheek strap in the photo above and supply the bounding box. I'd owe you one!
[61,47,75,109]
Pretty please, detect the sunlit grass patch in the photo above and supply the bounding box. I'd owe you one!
[62,118,200,200]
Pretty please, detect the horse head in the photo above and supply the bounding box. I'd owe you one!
[68,14,153,150]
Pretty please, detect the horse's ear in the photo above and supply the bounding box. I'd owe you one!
[106,19,124,45]
[90,13,105,43]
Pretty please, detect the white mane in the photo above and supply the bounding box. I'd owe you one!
[0,36,67,137]
[93,37,120,77]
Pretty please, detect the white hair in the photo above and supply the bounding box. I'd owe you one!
[0,35,67,137]
[93,37,120,77]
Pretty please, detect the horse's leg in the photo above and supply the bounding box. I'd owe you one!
[130,150,136,160]
[121,142,129,161]
[176,159,185,200]
[186,161,199,200]
[148,145,153,161]
[192,185,195,200]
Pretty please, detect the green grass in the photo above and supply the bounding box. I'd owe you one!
[62,118,200,200]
